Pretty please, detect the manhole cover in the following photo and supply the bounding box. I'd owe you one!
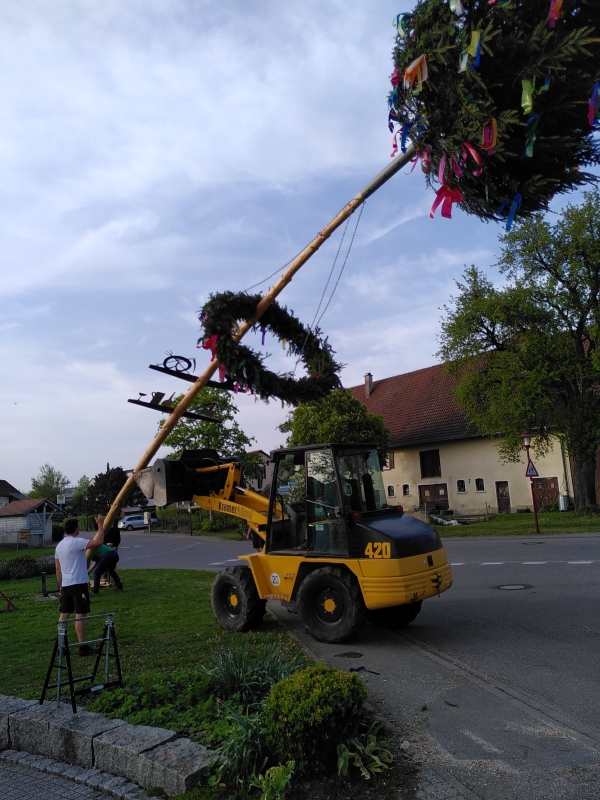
[495,584,533,591]
[334,652,363,659]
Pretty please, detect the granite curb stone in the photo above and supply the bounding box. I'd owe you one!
[93,723,179,785]
[49,708,127,768]
[0,695,37,749]
[137,736,218,795]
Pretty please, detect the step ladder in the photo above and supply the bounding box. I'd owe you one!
[39,613,124,713]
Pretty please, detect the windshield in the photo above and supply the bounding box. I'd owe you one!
[335,448,387,513]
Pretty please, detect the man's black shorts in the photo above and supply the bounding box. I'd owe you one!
[60,583,91,615]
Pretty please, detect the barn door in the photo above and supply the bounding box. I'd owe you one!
[495,481,511,513]
[532,477,559,510]
[419,483,449,511]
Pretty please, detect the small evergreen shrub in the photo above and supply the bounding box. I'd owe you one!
[8,556,39,579]
[264,664,367,776]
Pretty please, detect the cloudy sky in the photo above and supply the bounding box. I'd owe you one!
[0,0,594,494]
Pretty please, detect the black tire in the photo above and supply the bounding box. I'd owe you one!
[126,525,133,531]
[211,566,267,632]
[297,567,367,644]
[369,601,422,629]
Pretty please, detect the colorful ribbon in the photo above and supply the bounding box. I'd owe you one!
[218,363,227,382]
[522,113,541,158]
[404,55,428,93]
[202,334,218,361]
[430,184,464,220]
[589,82,600,128]
[497,190,522,231]
[521,78,534,114]
[393,13,412,37]
[459,31,482,73]
[461,142,484,175]
[548,0,563,28]
[449,0,465,14]
[482,118,497,155]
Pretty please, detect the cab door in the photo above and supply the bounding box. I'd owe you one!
[306,449,348,556]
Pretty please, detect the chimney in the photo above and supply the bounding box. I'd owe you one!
[364,372,373,398]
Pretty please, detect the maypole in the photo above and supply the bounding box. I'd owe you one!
[104,144,416,529]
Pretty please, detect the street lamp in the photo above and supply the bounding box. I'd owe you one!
[521,431,540,535]
[85,495,88,533]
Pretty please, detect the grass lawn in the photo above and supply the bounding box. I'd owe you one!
[435,509,600,537]
[0,568,294,700]
[0,547,55,561]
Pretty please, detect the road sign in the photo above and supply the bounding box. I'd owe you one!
[525,460,539,478]
[56,494,66,505]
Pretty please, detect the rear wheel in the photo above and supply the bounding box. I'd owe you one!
[297,567,367,643]
[211,566,266,632]
[369,601,422,629]
[126,525,133,531]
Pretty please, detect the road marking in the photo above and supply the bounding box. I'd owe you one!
[451,562,465,566]
[568,561,593,564]
[522,561,546,565]
[120,547,129,549]
[226,558,241,562]
[209,562,225,566]
[481,562,505,565]
[133,545,143,548]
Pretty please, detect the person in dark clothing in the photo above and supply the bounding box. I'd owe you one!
[88,544,123,593]
[104,525,121,550]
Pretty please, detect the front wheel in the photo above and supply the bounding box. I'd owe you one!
[211,566,266,632]
[297,567,367,644]
[126,525,133,531]
[369,601,422,629]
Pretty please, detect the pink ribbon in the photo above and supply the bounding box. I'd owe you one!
[202,334,218,361]
[548,0,563,28]
[430,185,464,219]
[218,363,227,382]
[462,142,484,176]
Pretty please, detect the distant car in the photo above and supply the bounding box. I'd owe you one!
[117,514,158,531]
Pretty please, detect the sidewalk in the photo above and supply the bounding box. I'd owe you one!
[0,759,112,800]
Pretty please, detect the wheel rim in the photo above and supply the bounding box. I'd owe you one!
[312,586,345,627]
[220,584,242,618]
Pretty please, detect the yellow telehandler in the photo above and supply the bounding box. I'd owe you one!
[134,442,452,643]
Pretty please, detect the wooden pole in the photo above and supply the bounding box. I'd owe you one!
[104,145,417,529]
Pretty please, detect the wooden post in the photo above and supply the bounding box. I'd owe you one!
[104,146,417,529]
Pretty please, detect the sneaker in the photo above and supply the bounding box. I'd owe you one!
[78,645,98,658]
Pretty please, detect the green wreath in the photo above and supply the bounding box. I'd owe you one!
[389,0,600,225]
[198,292,343,404]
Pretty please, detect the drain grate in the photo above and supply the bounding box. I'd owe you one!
[495,584,533,591]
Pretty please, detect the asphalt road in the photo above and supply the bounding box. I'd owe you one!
[112,531,600,799]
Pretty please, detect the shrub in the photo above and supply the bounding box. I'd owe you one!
[263,664,367,776]
[337,721,393,780]
[8,556,39,579]
[202,635,309,707]
[249,760,295,800]
[212,702,269,787]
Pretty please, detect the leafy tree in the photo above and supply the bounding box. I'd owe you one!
[68,475,92,515]
[159,387,258,487]
[438,190,600,509]
[90,464,148,515]
[29,464,70,500]
[279,389,389,463]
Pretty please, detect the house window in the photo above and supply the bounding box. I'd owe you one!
[475,478,485,492]
[420,449,441,479]
[402,484,410,496]
[384,452,395,470]
[387,485,395,497]
[457,479,466,493]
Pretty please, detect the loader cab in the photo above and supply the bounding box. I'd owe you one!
[266,443,388,557]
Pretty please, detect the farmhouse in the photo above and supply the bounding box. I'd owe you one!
[0,497,61,547]
[349,366,572,515]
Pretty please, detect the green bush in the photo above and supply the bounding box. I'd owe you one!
[8,556,39,579]
[0,561,11,581]
[212,702,269,787]
[249,760,295,800]
[264,664,367,776]
[88,671,217,740]
[202,636,309,707]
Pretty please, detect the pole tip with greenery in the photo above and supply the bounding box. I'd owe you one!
[390,0,600,225]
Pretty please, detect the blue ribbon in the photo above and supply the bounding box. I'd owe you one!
[469,35,482,70]
[497,190,523,231]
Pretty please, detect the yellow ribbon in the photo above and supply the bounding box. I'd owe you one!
[404,55,428,93]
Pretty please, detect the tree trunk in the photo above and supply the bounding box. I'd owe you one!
[572,454,598,510]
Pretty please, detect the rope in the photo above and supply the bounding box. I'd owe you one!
[315,201,365,328]
[310,215,352,329]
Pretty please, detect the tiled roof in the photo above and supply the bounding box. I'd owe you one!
[0,498,51,517]
[348,364,481,449]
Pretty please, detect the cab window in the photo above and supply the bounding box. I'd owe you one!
[335,448,387,513]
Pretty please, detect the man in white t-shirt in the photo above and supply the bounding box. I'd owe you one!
[55,515,105,656]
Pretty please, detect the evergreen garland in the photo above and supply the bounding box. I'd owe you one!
[198,292,343,404]
[390,0,600,224]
